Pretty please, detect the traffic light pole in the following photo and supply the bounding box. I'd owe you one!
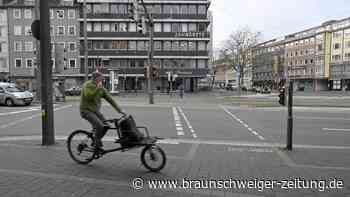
[147,14,154,104]
[286,81,293,150]
[40,0,55,145]
[34,0,40,102]
[83,0,88,82]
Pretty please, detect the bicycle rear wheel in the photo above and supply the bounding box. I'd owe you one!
[140,144,166,172]
[67,130,96,165]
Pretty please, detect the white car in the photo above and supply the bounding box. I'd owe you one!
[0,82,34,106]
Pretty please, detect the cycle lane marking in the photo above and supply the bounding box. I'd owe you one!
[172,107,184,136]
[220,105,265,141]
[177,106,197,139]
[0,105,72,129]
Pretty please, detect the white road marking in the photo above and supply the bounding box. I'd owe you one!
[0,108,40,116]
[220,105,265,141]
[0,105,72,129]
[297,116,350,121]
[172,107,184,137]
[322,128,350,132]
[177,107,197,138]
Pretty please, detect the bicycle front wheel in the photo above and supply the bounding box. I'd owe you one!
[67,130,96,165]
[141,144,166,172]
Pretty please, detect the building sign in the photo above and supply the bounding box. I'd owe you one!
[175,32,207,38]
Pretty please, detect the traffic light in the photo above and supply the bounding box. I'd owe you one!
[137,16,147,34]
[31,20,40,40]
[278,87,285,106]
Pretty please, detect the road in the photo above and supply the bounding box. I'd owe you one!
[0,96,349,196]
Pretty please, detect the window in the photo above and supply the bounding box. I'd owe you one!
[153,5,161,14]
[181,23,188,32]
[198,41,206,50]
[57,26,65,35]
[24,9,32,19]
[14,41,22,51]
[102,23,110,32]
[154,41,162,51]
[57,10,64,19]
[69,42,76,52]
[24,42,33,51]
[171,5,180,14]
[87,23,92,32]
[189,23,196,32]
[188,41,196,50]
[14,26,22,35]
[198,5,206,15]
[198,60,206,68]
[198,23,206,32]
[50,9,54,19]
[171,23,181,32]
[69,59,76,68]
[180,5,188,14]
[14,58,22,69]
[68,25,75,35]
[128,41,136,50]
[180,41,188,51]
[163,23,171,32]
[345,53,350,59]
[332,55,341,61]
[129,23,136,32]
[346,41,350,48]
[68,9,75,18]
[172,41,179,51]
[154,23,162,32]
[345,29,350,38]
[333,31,342,38]
[164,41,171,50]
[26,59,33,68]
[163,5,172,14]
[112,41,128,50]
[334,43,341,50]
[24,26,31,35]
[318,44,323,51]
[189,5,196,14]
[137,41,147,51]
[94,23,101,32]
[93,4,109,14]
[14,9,21,19]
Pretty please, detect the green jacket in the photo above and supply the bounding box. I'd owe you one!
[80,80,121,113]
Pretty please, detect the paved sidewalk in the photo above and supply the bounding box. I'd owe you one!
[0,137,348,197]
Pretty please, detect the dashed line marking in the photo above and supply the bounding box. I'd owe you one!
[178,107,197,139]
[220,105,265,141]
[172,107,184,137]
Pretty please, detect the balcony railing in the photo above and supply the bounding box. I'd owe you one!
[81,50,209,57]
[81,31,210,38]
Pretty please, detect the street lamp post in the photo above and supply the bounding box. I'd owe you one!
[83,0,88,82]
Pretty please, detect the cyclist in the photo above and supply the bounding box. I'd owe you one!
[80,70,124,149]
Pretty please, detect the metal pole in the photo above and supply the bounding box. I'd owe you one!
[40,0,54,145]
[147,14,154,104]
[34,0,40,102]
[83,0,88,82]
[286,81,293,150]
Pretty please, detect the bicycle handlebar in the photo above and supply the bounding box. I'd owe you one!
[104,113,128,124]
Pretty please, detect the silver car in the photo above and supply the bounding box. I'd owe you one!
[0,82,34,106]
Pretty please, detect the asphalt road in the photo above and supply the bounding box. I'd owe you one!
[0,98,350,196]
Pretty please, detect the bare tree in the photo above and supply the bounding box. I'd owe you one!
[219,27,261,95]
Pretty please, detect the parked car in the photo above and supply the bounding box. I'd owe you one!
[65,87,81,96]
[226,84,237,91]
[261,87,271,94]
[0,82,34,106]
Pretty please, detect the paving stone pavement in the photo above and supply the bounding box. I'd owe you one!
[0,138,349,197]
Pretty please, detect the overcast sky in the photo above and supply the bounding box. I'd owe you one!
[210,0,350,50]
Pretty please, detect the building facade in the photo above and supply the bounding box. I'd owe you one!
[1,0,80,90]
[0,8,9,80]
[77,0,211,93]
[252,17,350,91]
[214,64,236,88]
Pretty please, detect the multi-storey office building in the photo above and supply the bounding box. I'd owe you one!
[2,0,80,90]
[78,0,211,92]
[329,18,350,90]
[252,17,350,91]
[251,39,284,89]
[0,8,9,80]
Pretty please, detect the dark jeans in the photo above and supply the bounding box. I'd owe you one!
[81,111,107,142]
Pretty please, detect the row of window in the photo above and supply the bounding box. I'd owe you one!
[86,22,208,33]
[14,58,77,69]
[13,25,77,36]
[285,48,316,57]
[87,40,208,51]
[333,29,350,38]
[333,41,350,50]
[13,41,77,52]
[86,3,207,15]
[88,59,207,69]
[12,9,76,20]
[288,59,314,66]
[332,54,350,61]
